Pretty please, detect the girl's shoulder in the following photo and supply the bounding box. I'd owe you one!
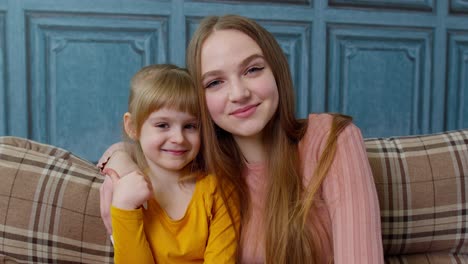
[196,173,237,202]
[194,173,219,196]
[196,173,217,186]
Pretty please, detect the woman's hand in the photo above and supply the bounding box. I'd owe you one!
[99,150,140,235]
[100,171,115,235]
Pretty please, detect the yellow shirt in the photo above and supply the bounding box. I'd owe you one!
[111,174,239,264]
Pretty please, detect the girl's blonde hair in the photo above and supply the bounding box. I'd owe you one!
[125,64,203,176]
[187,15,352,264]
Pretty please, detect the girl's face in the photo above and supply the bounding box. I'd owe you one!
[137,108,200,175]
[200,29,279,140]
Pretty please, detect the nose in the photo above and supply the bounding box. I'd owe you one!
[228,79,250,102]
[170,128,185,144]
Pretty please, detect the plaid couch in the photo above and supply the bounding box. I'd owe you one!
[0,128,467,263]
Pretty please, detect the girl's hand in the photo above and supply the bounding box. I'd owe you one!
[108,169,153,210]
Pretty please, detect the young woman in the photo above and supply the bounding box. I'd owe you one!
[107,64,239,263]
[99,15,384,264]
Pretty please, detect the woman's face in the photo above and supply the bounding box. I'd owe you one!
[200,29,279,140]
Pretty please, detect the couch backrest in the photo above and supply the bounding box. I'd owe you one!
[365,129,468,258]
[0,136,113,263]
[1,128,468,263]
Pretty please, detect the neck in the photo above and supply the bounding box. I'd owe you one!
[145,164,186,187]
[233,134,267,164]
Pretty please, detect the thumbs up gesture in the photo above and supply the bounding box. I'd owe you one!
[105,168,153,210]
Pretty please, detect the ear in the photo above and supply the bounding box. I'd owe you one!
[123,112,138,140]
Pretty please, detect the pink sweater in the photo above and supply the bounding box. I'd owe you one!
[240,114,384,263]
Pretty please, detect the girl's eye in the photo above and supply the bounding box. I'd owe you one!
[246,66,264,75]
[184,123,199,130]
[155,123,169,129]
[205,80,221,89]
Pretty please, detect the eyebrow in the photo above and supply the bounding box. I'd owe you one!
[201,53,265,81]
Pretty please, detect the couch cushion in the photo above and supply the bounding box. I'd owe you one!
[365,129,468,256]
[0,136,113,263]
[385,253,468,263]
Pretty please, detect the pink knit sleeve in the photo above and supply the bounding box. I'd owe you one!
[323,124,384,263]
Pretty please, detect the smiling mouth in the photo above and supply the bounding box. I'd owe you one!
[163,149,187,155]
[230,103,260,116]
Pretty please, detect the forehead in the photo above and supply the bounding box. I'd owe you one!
[201,29,263,72]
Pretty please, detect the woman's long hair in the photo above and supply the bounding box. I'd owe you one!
[187,15,351,264]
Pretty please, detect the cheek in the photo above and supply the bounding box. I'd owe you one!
[191,130,201,144]
[258,77,279,105]
[140,137,158,152]
[205,93,224,118]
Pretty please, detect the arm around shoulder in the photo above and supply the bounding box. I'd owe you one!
[97,142,139,176]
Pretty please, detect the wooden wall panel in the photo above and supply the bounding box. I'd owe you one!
[0,0,467,161]
[0,12,5,136]
[198,0,311,5]
[261,21,312,118]
[327,25,433,137]
[450,0,468,13]
[26,12,169,161]
[328,0,434,11]
[447,31,468,130]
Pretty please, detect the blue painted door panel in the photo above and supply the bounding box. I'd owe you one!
[1,0,467,162]
[26,12,168,160]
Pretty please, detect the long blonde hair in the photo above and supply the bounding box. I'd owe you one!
[187,15,352,263]
[125,64,203,177]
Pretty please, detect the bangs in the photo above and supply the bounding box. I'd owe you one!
[154,74,199,116]
[130,67,200,127]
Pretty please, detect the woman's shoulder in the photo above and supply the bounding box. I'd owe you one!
[306,113,333,131]
[301,113,335,146]
[304,113,360,141]
[300,113,362,158]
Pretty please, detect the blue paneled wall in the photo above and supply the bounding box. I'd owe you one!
[1,0,467,162]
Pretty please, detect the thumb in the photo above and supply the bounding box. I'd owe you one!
[103,168,120,184]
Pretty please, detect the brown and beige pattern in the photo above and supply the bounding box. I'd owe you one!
[365,129,468,262]
[0,136,113,263]
[1,127,468,263]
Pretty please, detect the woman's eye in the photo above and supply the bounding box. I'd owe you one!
[246,66,264,75]
[205,80,221,89]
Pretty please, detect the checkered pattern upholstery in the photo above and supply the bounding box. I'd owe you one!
[0,128,467,263]
[365,129,468,263]
[0,136,113,263]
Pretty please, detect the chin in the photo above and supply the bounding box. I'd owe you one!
[232,127,263,138]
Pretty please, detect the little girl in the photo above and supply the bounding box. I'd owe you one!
[106,64,239,263]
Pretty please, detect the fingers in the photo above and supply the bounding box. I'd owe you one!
[99,175,113,235]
